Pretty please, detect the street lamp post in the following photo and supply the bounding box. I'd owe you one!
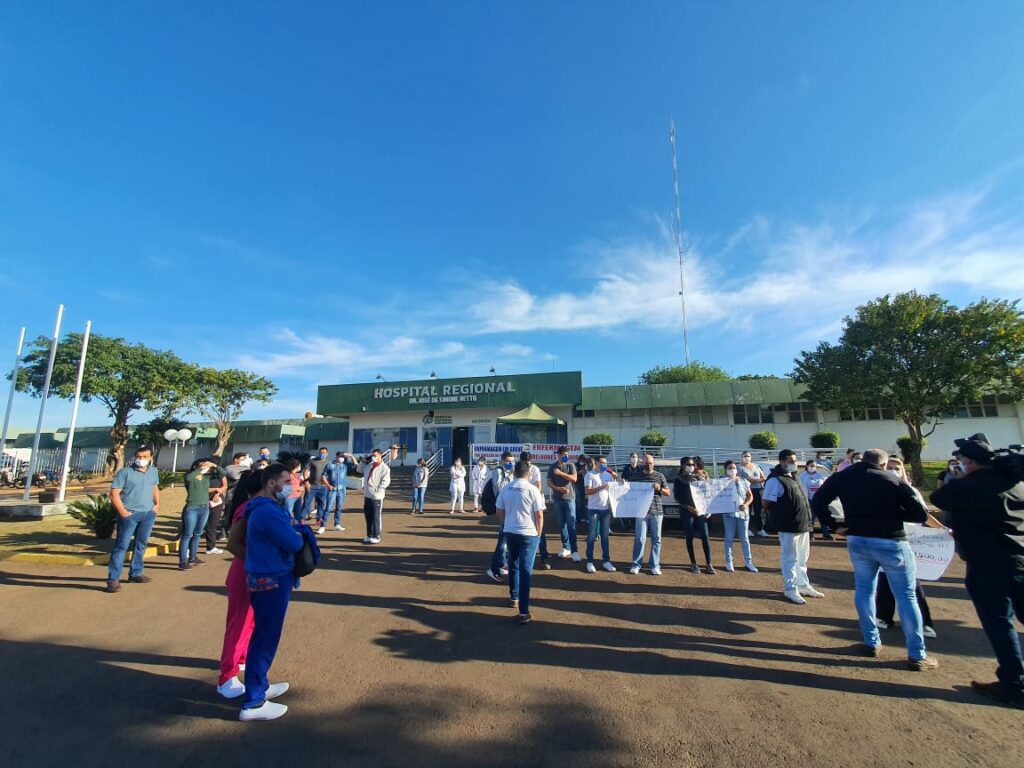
[163,428,193,474]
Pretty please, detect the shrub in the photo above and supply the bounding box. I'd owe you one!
[582,433,614,447]
[158,470,182,489]
[639,431,668,447]
[897,436,927,463]
[810,430,841,448]
[748,431,779,450]
[66,494,119,539]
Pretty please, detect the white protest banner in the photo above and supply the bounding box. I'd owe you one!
[690,478,742,516]
[471,443,582,464]
[904,524,955,582]
[608,482,655,518]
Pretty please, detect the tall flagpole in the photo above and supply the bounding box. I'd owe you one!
[58,321,91,502]
[24,305,64,501]
[670,117,691,365]
[1,326,26,469]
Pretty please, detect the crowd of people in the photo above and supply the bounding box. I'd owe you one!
[101,433,1024,718]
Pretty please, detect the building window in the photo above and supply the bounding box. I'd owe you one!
[572,408,596,418]
[839,406,896,421]
[686,406,714,426]
[733,404,774,425]
[785,402,818,423]
[944,396,1000,419]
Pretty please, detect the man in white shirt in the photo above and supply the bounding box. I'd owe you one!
[357,449,391,544]
[583,456,618,573]
[496,460,546,625]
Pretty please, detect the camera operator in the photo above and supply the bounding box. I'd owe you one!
[931,433,1024,709]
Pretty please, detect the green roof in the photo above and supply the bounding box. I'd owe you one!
[580,378,811,411]
[304,419,350,441]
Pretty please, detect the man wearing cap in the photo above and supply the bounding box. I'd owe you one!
[932,433,1024,708]
[812,448,936,669]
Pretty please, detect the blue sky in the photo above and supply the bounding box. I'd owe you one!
[2,2,1023,430]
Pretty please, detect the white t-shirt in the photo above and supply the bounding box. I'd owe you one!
[584,470,615,510]
[738,462,765,490]
[496,478,545,536]
[799,470,825,499]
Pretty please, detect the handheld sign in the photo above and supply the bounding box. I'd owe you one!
[608,482,655,518]
[691,478,743,516]
[904,524,955,582]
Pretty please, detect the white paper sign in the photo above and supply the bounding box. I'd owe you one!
[690,478,743,516]
[905,524,955,582]
[608,482,655,518]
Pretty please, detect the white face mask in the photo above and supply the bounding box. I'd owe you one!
[741,456,751,464]
[784,463,798,473]
[806,467,817,475]
[888,469,901,477]
[275,484,294,500]
[959,462,969,473]
[134,458,151,468]
[726,468,737,478]
[239,458,253,469]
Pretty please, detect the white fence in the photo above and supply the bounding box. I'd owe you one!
[1,447,109,484]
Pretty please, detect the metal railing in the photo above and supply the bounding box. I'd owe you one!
[580,445,831,478]
[424,448,444,475]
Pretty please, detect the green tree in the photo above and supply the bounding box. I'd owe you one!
[735,374,775,380]
[793,292,1024,485]
[16,334,198,474]
[133,415,188,464]
[188,367,278,457]
[638,361,730,385]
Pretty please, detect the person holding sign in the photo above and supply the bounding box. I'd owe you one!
[583,456,617,573]
[931,433,1024,709]
[812,449,936,670]
[721,460,758,573]
[674,457,715,575]
[629,454,671,575]
[763,449,822,605]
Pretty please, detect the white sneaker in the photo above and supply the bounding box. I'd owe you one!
[217,677,245,699]
[875,618,890,629]
[650,568,662,576]
[745,562,759,573]
[558,548,572,559]
[724,563,735,572]
[369,537,381,544]
[784,590,807,605]
[799,586,825,598]
[571,552,581,563]
[207,547,224,555]
[266,682,289,700]
[602,562,616,572]
[923,626,937,639]
[499,567,509,576]
[317,527,326,535]
[239,663,245,672]
[586,562,597,573]
[334,526,345,532]
[362,537,372,544]
[239,701,288,721]
[757,529,769,537]
[629,565,640,575]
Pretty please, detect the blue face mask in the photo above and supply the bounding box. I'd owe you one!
[599,464,608,472]
[504,462,514,471]
[561,455,569,463]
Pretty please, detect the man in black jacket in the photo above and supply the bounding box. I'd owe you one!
[762,449,824,605]
[931,434,1024,708]
[813,448,936,670]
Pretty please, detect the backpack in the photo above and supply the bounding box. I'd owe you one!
[293,526,320,577]
[481,477,498,516]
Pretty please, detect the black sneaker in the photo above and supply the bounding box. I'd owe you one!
[178,562,192,571]
[189,558,206,567]
[971,680,1024,709]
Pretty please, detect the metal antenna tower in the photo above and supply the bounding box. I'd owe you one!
[669,116,691,365]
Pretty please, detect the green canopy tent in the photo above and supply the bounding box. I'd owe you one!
[496,403,566,426]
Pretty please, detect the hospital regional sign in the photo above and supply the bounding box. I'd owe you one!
[317,371,583,415]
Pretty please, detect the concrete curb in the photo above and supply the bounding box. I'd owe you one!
[0,539,181,567]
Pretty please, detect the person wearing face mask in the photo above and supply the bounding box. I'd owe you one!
[622,453,641,481]
[180,458,227,570]
[630,454,671,575]
[412,458,430,515]
[300,448,332,523]
[721,460,757,572]
[763,449,823,605]
[800,460,833,540]
[486,451,518,582]
[816,452,834,472]
[320,451,355,533]
[106,446,161,593]
[931,434,1024,708]
[812,448,936,670]
[738,451,768,538]
[357,449,391,544]
[675,456,714,574]
[449,457,467,514]
[470,456,489,513]
[257,447,271,463]
[547,446,580,562]
[520,452,552,569]
[836,449,857,472]
[935,457,963,490]
[583,456,617,573]
[238,463,304,721]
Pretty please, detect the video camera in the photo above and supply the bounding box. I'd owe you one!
[993,444,1024,483]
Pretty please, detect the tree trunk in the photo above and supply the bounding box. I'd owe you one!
[214,420,232,459]
[903,419,926,487]
[105,404,132,476]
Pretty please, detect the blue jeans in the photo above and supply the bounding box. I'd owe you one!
[723,515,753,566]
[323,488,346,526]
[412,486,426,513]
[586,508,612,563]
[301,484,329,520]
[632,515,663,570]
[180,504,210,565]
[506,533,541,613]
[107,509,156,581]
[490,524,508,573]
[847,536,926,660]
[554,497,577,553]
[243,574,293,709]
[965,562,1024,697]
[283,496,299,518]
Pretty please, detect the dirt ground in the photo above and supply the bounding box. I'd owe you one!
[1,500,1021,768]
